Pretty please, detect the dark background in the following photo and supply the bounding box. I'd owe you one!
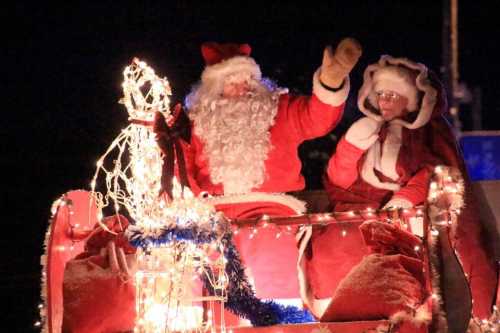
[4,2,499,331]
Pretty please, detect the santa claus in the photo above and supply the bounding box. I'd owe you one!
[183,38,361,219]
[304,55,497,320]
[180,39,361,307]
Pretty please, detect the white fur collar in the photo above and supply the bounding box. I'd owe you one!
[361,122,403,191]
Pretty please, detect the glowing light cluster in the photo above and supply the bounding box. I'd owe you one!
[134,244,227,333]
[88,59,228,332]
[427,165,465,228]
[120,57,172,122]
[231,205,426,238]
[90,58,177,231]
[469,305,500,333]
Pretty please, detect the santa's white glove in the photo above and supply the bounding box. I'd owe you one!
[345,117,382,150]
[383,197,414,210]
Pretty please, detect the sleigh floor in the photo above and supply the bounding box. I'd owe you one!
[218,320,394,333]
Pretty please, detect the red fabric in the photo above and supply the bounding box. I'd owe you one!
[62,262,135,333]
[82,215,135,256]
[201,42,252,66]
[46,190,98,333]
[305,220,426,322]
[211,321,399,333]
[62,215,136,333]
[359,221,423,262]
[325,77,497,318]
[215,201,298,220]
[324,219,426,322]
[305,221,370,299]
[217,201,301,299]
[327,137,365,190]
[187,93,344,196]
[320,253,425,322]
[326,124,441,209]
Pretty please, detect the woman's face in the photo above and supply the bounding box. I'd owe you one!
[376,90,409,121]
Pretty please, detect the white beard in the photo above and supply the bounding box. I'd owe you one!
[188,88,280,194]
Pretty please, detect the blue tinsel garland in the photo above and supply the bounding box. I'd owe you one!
[202,233,314,326]
[127,224,217,248]
[126,224,314,326]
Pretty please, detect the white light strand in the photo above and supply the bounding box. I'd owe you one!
[88,58,227,333]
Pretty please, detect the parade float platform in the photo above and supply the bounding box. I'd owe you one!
[40,168,487,333]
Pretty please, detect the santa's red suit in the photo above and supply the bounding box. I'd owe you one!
[184,44,349,213]
[305,55,496,320]
[182,43,350,304]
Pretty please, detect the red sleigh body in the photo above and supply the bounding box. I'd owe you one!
[41,188,472,333]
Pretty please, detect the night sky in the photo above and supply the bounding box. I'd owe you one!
[4,2,500,331]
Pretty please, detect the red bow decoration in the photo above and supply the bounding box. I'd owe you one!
[153,104,191,199]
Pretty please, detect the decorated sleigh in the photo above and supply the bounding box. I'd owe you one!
[37,59,488,333]
[39,166,478,333]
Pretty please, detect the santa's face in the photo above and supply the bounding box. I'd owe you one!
[222,80,251,98]
[376,90,409,121]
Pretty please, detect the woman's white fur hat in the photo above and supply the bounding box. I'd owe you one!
[358,55,438,129]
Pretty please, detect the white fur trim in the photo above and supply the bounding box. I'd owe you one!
[378,123,402,180]
[383,197,413,209]
[313,68,350,106]
[389,304,432,327]
[296,225,331,318]
[201,56,261,87]
[358,55,438,130]
[360,122,403,191]
[204,192,307,214]
[361,144,401,191]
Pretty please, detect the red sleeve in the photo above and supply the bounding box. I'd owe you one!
[326,137,365,189]
[392,167,432,205]
[283,94,344,141]
[282,70,350,141]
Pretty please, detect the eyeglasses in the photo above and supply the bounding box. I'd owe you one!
[375,90,402,101]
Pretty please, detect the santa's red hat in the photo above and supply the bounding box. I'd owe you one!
[200,42,262,88]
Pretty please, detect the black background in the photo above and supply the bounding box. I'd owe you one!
[4,2,499,331]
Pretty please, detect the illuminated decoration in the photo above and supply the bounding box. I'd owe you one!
[89,57,175,230]
[427,165,464,228]
[426,165,469,333]
[469,306,500,333]
[90,58,228,333]
[230,206,426,233]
